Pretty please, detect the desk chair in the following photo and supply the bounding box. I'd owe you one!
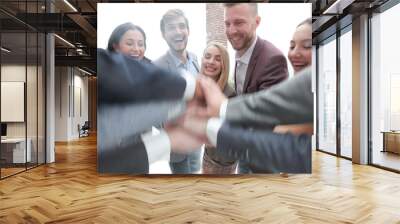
[78,121,90,138]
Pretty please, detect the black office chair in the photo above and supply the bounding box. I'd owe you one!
[79,121,90,138]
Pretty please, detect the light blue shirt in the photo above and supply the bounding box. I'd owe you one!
[168,50,199,77]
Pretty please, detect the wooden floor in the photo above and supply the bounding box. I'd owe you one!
[1,163,45,178]
[1,167,26,178]
[373,150,400,171]
[1,135,400,223]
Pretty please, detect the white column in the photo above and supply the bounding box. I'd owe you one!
[46,33,55,163]
[312,45,317,150]
[45,1,55,163]
[352,14,369,164]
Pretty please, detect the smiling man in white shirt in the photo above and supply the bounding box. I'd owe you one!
[154,8,202,174]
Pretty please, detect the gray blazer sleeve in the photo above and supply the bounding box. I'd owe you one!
[215,123,311,173]
[226,67,313,129]
[98,134,149,174]
[97,48,186,104]
[97,49,188,173]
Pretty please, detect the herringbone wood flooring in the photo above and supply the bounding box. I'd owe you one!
[1,135,400,223]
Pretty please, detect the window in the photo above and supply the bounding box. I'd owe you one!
[317,36,337,154]
[339,27,352,158]
[370,2,400,171]
[0,1,46,179]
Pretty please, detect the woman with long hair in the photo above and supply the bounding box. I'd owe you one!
[200,42,237,174]
[107,22,151,64]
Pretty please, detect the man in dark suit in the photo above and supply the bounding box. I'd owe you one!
[176,68,312,173]
[224,3,289,172]
[224,3,288,94]
[154,9,201,174]
[97,48,203,173]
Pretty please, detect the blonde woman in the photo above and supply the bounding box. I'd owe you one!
[200,42,237,174]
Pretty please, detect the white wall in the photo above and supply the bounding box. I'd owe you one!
[1,64,45,164]
[55,67,68,141]
[55,67,89,141]
[72,73,89,138]
[1,65,26,81]
[1,65,33,138]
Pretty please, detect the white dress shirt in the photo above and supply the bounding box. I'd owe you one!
[204,98,229,147]
[235,37,258,95]
[140,71,196,164]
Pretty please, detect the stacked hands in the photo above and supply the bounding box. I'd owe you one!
[165,75,226,153]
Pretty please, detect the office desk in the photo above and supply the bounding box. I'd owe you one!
[1,138,31,163]
[381,131,400,154]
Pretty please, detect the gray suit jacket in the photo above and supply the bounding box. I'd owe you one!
[154,51,200,163]
[215,68,313,173]
[154,51,200,75]
[227,67,313,129]
[97,49,187,173]
[216,123,311,173]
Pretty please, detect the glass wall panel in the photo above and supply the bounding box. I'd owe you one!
[26,0,39,169]
[27,31,38,169]
[318,36,337,154]
[339,28,352,158]
[371,3,400,171]
[1,30,27,177]
[38,32,45,165]
[0,1,46,179]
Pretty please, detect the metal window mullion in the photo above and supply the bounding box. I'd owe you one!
[36,0,39,167]
[367,11,373,165]
[0,24,2,179]
[336,27,341,157]
[316,44,320,151]
[25,0,28,171]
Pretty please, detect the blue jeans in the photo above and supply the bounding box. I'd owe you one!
[169,151,201,174]
[238,159,253,174]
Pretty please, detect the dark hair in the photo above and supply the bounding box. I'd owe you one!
[223,3,258,16]
[160,9,189,34]
[297,18,312,28]
[107,22,147,51]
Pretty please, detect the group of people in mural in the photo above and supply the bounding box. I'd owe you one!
[97,3,313,174]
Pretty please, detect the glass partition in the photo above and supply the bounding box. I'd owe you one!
[38,32,45,165]
[317,36,337,155]
[370,3,400,171]
[339,27,352,158]
[1,30,28,177]
[27,31,38,169]
[0,1,46,179]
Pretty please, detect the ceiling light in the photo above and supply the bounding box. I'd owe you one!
[1,47,11,53]
[54,34,75,48]
[78,67,92,76]
[63,0,78,12]
[323,0,354,15]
